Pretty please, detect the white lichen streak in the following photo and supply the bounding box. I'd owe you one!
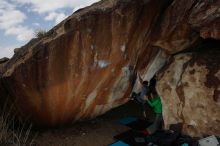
[74,74,110,120]
[132,49,168,93]
[120,44,126,53]
[143,49,167,81]
[91,65,132,118]
[108,65,131,103]
[97,60,111,68]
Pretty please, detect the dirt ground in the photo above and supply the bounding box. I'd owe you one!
[34,118,129,146]
[33,101,154,146]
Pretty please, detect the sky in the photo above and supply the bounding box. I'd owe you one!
[0,0,100,58]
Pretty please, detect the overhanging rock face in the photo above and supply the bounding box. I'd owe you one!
[1,0,169,126]
[157,48,220,137]
[0,0,220,135]
[152,0,220,53]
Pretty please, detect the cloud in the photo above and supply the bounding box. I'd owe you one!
[73,5,86,13]
[0,1,15,10]
[0,0,34,42]
[11,0,100,13]
[0,45,17,58]
[5,26,34,41]
[45,12,68,24]
[0,0,101,58]
[0,9,26,29]
[6,0,100,30]
[33,22,40,26]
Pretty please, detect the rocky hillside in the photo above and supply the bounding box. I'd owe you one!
[0,0,219,137]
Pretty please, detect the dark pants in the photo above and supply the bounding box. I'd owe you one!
[131,92,146,118]
[131,92,163,134]
[147,113,163,134]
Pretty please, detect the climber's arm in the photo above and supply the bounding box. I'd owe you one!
[146,98,153,107]
[146,98,160,107]
[138,73,143,85]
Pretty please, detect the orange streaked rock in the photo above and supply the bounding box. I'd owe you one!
[0,0,219,130]
[1,0,169,126]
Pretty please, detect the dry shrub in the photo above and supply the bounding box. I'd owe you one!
[0,102,36,146]
[35,30,47,38]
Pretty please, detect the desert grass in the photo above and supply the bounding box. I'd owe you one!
[35,30,47,38]
[0,102,36,146]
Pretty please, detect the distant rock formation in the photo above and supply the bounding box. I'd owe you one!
[0,0,219,137]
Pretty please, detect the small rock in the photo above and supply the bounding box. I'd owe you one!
[14,48,21,54]
[0,57,9,64]
[81,133,86,136]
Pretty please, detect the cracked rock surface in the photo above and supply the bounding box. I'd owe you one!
[157,47,220,137]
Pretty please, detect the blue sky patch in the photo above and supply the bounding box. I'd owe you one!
[0,0,100,58]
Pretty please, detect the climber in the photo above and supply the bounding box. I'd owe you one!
[131,74,163,135]
[142,75,163,135]
[149,75,157,92]
[131,73,150,118]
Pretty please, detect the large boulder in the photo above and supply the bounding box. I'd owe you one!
[157,48,220,137]
[1,0,220,131]
[152,0,220,53]
[1,0,169,126]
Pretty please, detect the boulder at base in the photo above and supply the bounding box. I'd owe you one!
[157,48,220,137]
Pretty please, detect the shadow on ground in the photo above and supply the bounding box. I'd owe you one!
[34,101,154,146]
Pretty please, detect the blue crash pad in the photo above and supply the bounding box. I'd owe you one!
[119,117,152,130]
[109,141,130,146]
[118,117,138,125]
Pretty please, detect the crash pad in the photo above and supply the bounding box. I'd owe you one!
[147,130,180,146]
[109,141,130,146]
[126,119,152,130]
[119,117,152,130]
[114,129,180,146]
[114,130,148,146]
[118,117,138,125]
